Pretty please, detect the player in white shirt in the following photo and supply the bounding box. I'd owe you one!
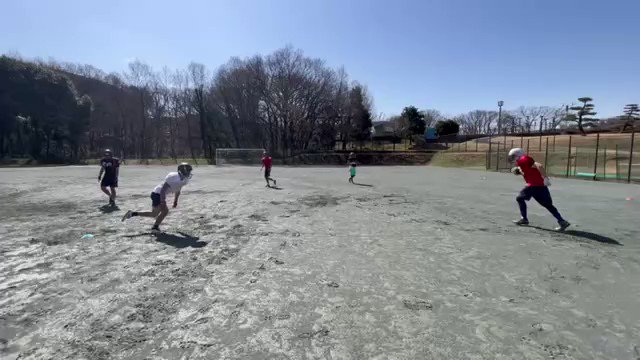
[121,163,193,232]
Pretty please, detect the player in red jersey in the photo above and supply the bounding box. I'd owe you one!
[508,148,570,231]
[260,150,277,187]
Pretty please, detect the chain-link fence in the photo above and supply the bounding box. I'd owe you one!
[437,132,638,183]
[480,132,639,183]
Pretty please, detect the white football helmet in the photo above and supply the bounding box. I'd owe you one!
[508,148,525,163]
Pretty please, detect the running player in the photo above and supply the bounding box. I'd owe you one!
[508,148,570,231]
[348,162,356,183]
[121,163,193,232]
[98,149,120,206]
[261,150,276,187]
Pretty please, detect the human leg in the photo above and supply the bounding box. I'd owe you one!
[515,187,533,223]
[532,187,566,223]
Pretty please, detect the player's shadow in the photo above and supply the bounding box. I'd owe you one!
[531,226,623,246]
[353,182,373,187]
[99,204,119,213]
[123,231,207,248]
[155,232,207,248]
[267,185,283,190]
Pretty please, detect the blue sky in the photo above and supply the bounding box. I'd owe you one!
[1,0,638,118]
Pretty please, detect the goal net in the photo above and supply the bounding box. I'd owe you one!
[215,148,265,165]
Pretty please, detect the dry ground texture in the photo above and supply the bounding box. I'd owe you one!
[1,165,640,359]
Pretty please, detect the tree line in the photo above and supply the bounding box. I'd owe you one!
[383,98,637,141]
[0,47,373,163]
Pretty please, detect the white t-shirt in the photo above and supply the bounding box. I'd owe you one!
[153,172,189,195]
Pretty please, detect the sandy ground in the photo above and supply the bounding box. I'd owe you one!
[1,165,639,360]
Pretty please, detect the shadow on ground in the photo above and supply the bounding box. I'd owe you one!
[98,204,119,213]
[157,231,206,248]
[354,183,374,187]
[123,231,207,248]
[531,226,623,246]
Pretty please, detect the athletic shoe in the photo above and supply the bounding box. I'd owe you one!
[121,210,132,222]
[513,218,529,226]
[555,220,571,232]
[273,179,277,186]
[109,199,116,206]
[151,225,161,233]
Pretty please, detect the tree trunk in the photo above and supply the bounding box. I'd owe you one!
[185,115,197,164]
[139,89,147,159]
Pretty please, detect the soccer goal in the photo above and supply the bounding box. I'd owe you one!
[215,148,265,165]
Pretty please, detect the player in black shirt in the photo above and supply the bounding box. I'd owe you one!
[98,149,120,206]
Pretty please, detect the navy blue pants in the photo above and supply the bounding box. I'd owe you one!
[516,186,564,222]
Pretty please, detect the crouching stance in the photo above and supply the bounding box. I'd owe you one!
[122,163,193,232]
[508,148,570,232]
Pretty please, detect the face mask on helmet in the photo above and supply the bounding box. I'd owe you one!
[178,163,193,179]
[508,148,524,163]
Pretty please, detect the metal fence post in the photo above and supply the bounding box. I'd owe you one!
[566,136,572,177]
[505,141,510,169]
[574,147,578,176]
[485,151,490,170]
[488,141,492,169]
[553,135,556,151]
[593,133,600,181]
[465,141,468,152]
[526,139,530,154]
[615,144,619,180]
[539,133,543,151]
[496,141,500,171]
[475,140,478,152]
[628,129,635,183]
[510,140,514,150]
[520,135,524,148]
[603,147,607,180]
[544,138,549,170]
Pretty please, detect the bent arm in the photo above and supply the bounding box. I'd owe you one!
[173,191,180,207]
[534,162,547,178]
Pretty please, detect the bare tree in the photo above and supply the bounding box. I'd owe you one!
[124,60,153,159]
[188,62,213,162]
[460,110,498,135]
[422,109,444,129]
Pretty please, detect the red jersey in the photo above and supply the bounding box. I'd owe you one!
[262,156,272,169]
[516,155,545,187]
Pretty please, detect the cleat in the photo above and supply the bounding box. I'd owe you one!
[273,179,277,186]
[513,218,529,226]
[109,199,116,207]
[121,210,132,222]
[151,225,161,233]
[555,220,571,232]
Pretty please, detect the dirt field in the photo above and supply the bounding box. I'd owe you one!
[1,165,640,359]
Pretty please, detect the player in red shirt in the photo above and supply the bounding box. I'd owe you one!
[508,148,570,231]
[261,150,277,187]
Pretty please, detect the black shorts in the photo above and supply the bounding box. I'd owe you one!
[517,186,552,205]
[151,192,162,207]
[264,168,271,178]
[101,177,118,188]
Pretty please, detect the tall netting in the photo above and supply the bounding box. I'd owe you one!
[215,148,265,165]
